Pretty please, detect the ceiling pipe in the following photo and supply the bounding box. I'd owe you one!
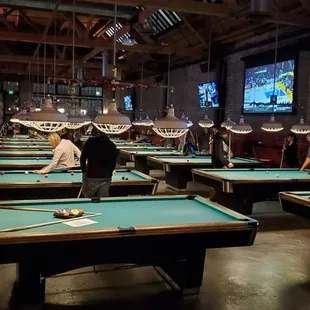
[0,0,135,19]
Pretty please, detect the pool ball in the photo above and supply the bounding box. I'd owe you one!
[125,178,129,180]
[276,174,279,178]
[70,172,75,176]
[25,171,28,174]
[113,170,116,174]
[187,160,189,162]
[37,180,40,182]
[122,177,125,180]
[44,174,48,178]
[266,171,269,174]
[0,172,4,175]
[37,158,39,160]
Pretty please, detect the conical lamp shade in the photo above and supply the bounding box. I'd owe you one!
[221,117,235,130]
[291,116,310,134]
[66,113,92,129]
[93,99,131,134]
[230,116,252,134]
[198,114,214,128]
[28,98,68,132]
[261,115,283,132]
[153,106,188,138]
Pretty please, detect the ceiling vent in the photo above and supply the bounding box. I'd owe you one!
[247,0,272,21]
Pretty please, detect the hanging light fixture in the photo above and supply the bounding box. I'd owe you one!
[93,98,131,134]
[153,54,188,138]
[230,116,252,134]
[27,15,68,132]
[92,0,131,134]
[291,116,310,134]
[198,27,214,129]
[221,116,235,130]
[153,105,188,138]
[66,113,92,129]
[181,113,193,128]
[261,115,283,132]
[198,114,214,128]
[261,18,283,132]
[132,61,154,127]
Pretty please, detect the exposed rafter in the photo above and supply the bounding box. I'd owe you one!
[0,30,205,56]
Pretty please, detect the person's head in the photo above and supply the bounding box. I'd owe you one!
[307,134,310,143]
[33,131,38,137]
[48,133,61,149]
[91,126,107,138]
[219,127,228,140]
[287,133,297,143]
[211,124,219,134]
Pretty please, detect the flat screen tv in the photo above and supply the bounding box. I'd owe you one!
[124,95,133,111]
[197,82,219,108]
[243,59,295,113]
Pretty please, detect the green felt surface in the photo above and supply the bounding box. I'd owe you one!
[0,170,149,183]
[196,169,310,180]
[1,145,51,149]
[149,156,259,164]
[0,157,51,166]
[0,141,49,145]
[0,149,52,155]
[0,196,247,232]
[128,150,180,155]
[116,145,170,150]
[285,193,310,199]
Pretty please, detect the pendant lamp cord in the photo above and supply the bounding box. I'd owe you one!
[72,0,75,80]
[140,60,144,115]
[43,40,46,99]
[272,10,279,114]
[167,53,171,106]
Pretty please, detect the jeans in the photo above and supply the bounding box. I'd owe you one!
[82,177,111,198]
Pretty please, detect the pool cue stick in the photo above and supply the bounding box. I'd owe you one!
[0,213,102,233]
[195,132,200,152]
[77,185,83,198]
[228,130,232,160]
[280,138,286,168]
[0,206,97,215]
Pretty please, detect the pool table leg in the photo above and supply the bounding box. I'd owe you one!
[157,248,206,294]
[16,261,45,307]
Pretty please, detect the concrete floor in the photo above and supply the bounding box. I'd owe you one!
[0,177,310,310]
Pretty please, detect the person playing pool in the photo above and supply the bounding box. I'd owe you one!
[182,130,197,156]
[33,133,81,174]
[80,128,117,198]
[300,133,310,171]
[211,125,234,169]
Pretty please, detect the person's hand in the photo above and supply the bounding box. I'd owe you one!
[228,162,234,169]
[300,167,304,171]
[33,170,41,174]
[228,151,233,158]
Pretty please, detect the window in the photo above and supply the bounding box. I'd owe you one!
[81,99,102,115]
[3,81,19,94]
[33,83,56,95]
[81,86,102,97]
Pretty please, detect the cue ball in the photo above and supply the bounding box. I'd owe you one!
[44,174,48,178]
[70,172,74,176]
[25,171,28,174]
[37,158,39,160]
[266,171,269,174]
[276,174,279,178]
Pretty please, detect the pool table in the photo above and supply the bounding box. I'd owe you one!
[0,157,57,170]
[192,168,310,215]
[0,144,52,150]
[0,149,53,157]
[147,156,262,191]
[118,149,183,173]
[279,192,310,218]
[0,195,258,307]
[0,140,50,147]
[0,169,159,200]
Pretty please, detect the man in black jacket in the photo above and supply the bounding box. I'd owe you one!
[211,125,234,169]
[80,128,117,198]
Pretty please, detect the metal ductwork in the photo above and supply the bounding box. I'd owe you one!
[247,0,272,20]
[0,0,136,20]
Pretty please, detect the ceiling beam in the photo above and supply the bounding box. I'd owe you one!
[83,47,103,61]
[79,0,234,17]
[3,8,15,18]
[18,9,40,32]
[0,54,128,69]
[0,15,14,31]
[0,30,204,56]
[62,12,86,40]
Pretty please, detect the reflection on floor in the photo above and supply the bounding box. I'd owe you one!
[0,179,309,310]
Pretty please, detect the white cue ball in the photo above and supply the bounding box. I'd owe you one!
[276,174,279,178]
[25,171,28,174]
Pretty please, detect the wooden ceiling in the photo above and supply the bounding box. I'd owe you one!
[0,0,308,81]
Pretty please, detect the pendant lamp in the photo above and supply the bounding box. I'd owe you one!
[230,116,252,134]
[221,117,235,130]
[291,117,310,134]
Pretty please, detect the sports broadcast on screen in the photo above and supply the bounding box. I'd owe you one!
[243,59,295,113]
[197,82,219,108]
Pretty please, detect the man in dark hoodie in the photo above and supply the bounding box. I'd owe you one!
[80,128,117,198]
[211,124,234,169]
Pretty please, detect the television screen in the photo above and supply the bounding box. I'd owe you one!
[124,95,133,111]
[243,59,295,113]
[197,82,219,108]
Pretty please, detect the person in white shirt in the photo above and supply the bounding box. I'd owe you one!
[33,133,81,174]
